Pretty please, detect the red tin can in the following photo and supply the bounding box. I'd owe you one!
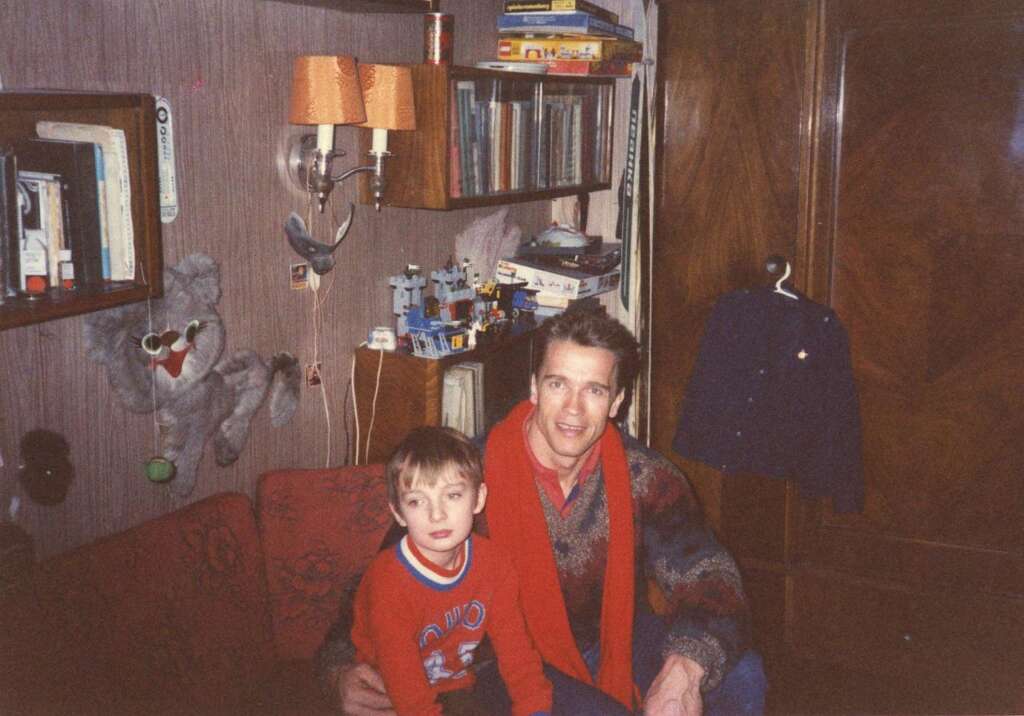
[424,12,453,65]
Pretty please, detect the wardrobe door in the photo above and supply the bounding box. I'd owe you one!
[791,1,1024,707]
[652,0,814,655]
[652,0,1023,709]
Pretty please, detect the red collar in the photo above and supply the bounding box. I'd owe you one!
[405,534,466,577]
[522,409,602,515]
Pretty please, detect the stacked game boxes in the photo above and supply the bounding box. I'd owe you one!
[497,0,641,77]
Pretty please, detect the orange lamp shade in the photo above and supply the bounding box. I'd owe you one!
[357,64,416,131]
[288,55,366,125]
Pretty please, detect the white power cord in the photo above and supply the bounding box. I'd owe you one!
[349,341,385,465]
[311,270,336,466]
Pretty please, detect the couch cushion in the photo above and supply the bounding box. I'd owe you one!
[0,492,277,715]
[257,465,392,661]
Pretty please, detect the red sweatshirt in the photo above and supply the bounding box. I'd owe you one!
[351,534,552,716]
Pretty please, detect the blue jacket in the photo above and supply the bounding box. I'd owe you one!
[673,287,864,513]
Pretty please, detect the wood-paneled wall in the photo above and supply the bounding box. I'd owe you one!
[0,0,552,559]
[651,0,811,523]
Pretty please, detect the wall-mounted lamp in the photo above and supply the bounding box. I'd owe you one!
[286,55,415,213]
[356,63,417,211]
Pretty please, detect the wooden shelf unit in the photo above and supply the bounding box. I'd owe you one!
[361,64,615,210]
[260,0,428,12]
[353,330,534,463]
[0,91,163,331]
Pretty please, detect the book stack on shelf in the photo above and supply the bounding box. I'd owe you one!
[450,75,612,199]
[1,121,136,302]
[442,361,484,438]
[496,0,641,77]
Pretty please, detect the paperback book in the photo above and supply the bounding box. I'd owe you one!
[502,0,619,25]
[36,121,134,282]
[0,148,21,300]
[498,11,634,41]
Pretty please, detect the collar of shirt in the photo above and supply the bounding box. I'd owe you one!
[522,407,602,517]
[405,532,467,577]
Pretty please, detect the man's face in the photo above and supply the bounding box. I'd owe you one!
[528,339,625,472]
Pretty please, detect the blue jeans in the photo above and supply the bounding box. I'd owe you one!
[474,609,767,715]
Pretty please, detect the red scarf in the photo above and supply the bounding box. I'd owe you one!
[484,400,635,708]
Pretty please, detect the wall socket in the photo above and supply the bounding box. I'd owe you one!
[305,362,322,387]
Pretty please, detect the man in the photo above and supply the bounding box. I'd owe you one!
[317,306,766,715]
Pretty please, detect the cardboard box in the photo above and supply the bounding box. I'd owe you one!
[495,257,620,299]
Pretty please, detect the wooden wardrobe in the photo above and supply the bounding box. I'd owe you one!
[650,1,1023,710]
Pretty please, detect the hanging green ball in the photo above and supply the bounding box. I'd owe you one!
[145,457,176,483]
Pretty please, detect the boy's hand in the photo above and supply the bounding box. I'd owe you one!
[336,663,396,716]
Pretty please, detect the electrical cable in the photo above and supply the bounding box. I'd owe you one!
[310,269,337,466]
[350,350,360,465]
[364,347,385,464]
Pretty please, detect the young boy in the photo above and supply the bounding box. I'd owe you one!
[351,426,552,716]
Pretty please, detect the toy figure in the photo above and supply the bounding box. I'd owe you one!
[389,265,427,341]
[83,254,301,497]
[283,207,354,275]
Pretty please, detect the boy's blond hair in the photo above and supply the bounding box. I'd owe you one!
[385,426,483,508]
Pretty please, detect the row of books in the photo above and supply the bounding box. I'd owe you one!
[450,82,612,198]
[1,122,134,300]
[497,0,639,77]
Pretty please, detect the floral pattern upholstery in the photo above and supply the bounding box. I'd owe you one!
[0,492,277,714]
[256,465,392,662]
[0,467,392,714]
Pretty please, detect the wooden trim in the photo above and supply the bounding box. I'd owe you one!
[258,0,429,12]
[0,91,163,330]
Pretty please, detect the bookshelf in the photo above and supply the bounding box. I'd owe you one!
[0,91,162,331]
[353,330,534,463]
[361,64,615,210]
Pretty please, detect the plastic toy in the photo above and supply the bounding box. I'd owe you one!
[387,258,537,359]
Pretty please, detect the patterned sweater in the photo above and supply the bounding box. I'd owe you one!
[481,434,750,691]
[315,436,750,694]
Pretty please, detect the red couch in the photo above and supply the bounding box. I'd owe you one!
[0,464,392,715]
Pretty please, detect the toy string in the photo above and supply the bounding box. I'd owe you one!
[140,263,160,458]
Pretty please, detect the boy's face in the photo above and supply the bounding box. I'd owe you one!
[389,467,487,569]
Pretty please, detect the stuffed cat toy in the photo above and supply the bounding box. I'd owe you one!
[83,253,301,497]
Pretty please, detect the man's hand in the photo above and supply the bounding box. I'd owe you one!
[643,653,706,716]
[334,662,396,716]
